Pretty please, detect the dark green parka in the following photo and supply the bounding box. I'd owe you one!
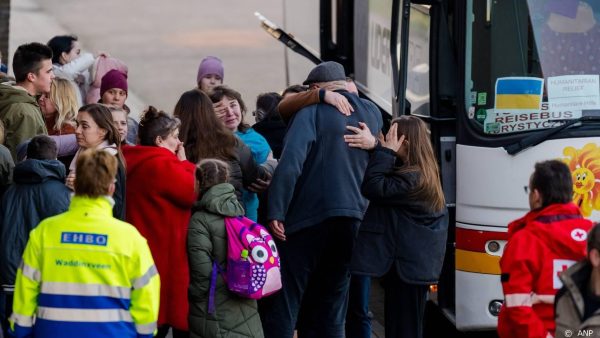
[187,183,264,338]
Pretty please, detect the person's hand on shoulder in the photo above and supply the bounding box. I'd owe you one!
[345,122,377,150]
[324,91,354,116]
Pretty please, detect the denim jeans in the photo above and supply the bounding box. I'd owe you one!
[345,274,372,338]
[262,217,360,338]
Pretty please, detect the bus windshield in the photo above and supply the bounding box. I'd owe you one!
[466,0,600,136]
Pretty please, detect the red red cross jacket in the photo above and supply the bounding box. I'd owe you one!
[498,203,592,338]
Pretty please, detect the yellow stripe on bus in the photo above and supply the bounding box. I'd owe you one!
[455,249,501,275]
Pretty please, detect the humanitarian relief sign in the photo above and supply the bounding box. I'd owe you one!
[547,75,600,111]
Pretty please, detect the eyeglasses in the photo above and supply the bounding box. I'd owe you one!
[523,185,529,194]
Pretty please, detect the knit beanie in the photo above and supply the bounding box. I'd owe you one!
[196,56,224,84]
[100,69,128,97]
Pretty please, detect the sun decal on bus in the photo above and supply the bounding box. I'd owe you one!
[562,143,600,217]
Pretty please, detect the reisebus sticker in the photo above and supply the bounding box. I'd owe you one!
[483,107,581,134]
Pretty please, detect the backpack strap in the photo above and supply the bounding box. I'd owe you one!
[208,260,225,315]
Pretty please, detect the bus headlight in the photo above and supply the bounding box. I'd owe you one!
[489,300,503,316]
[487,241,500,253]
[485,240,507,257]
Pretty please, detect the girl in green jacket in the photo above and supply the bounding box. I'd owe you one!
[187,159,264,338]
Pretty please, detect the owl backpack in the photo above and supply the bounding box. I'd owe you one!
[208,216,282,312]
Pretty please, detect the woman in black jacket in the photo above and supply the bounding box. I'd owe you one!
[344,115,449,338]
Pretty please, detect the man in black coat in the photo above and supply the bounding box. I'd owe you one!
[264,61,383,338]
[0,135,70,337]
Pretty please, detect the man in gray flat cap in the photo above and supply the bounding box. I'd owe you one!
[263,61,383,338]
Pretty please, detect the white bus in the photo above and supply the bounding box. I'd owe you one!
[260,0,600,331]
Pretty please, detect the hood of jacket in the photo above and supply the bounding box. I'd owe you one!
[508,203,591,258]
[194,183,244,217]
[559,260,592,318]
[13,159,66,184]
[0,84,38,112]
[122,145,176,175]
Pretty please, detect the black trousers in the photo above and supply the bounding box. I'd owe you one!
[0,291,12,338]
[155,325,188,338]
[383,266,429,338]
[262,217,359,338]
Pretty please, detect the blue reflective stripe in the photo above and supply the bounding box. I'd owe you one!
[38,293,130,310]
[34,318,137,338]
[10,323,33,338]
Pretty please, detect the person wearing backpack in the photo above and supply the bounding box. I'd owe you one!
[187,158,265,338]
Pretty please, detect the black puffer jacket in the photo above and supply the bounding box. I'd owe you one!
[0,159,71,290]
[350,146,449,285]
[253,117,286,160]
[228,140,275,204]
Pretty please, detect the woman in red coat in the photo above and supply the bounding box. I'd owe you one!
[123,106,196,338]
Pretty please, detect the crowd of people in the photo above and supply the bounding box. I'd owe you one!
[0,36,597,338]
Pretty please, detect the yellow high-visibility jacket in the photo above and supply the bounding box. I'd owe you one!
[9,195,160,338]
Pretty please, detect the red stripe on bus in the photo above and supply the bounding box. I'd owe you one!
[455,228,508,253]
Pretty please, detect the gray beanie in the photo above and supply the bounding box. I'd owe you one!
[303,61,346,85]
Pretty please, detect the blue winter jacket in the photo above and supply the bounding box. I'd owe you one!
[0,159,71,291]
[267,90,383,234]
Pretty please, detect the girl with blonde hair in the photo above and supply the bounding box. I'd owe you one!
[344,115,448,338]
[38,77,78,135]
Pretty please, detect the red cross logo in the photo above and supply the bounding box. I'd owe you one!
[571,228,588,242]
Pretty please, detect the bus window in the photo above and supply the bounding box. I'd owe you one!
[354,0,394,114]
[465,0,600,136]
[406,5,431,116]
[535,0,600,78]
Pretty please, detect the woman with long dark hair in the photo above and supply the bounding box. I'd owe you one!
[174,89,275,208]
[47,35,95,105]
[344,115,448,338]
[66,103,126,220]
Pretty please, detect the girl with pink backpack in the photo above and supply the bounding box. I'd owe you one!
[188,159,280,338]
